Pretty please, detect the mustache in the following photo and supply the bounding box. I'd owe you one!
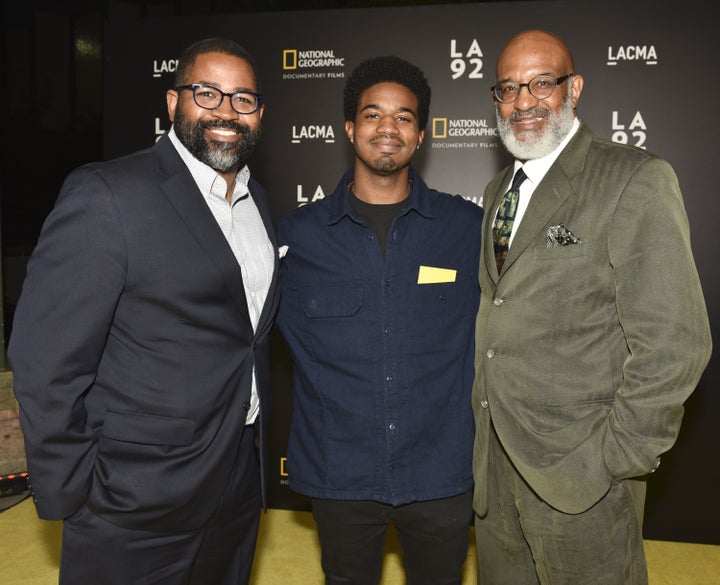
[509,107,550,122]
[199,119,250,134]
[370,133,405,146]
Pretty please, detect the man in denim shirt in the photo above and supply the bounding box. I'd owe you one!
[277,56,484,585]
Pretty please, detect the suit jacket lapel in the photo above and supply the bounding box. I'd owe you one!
[484,167,514,284]
[502,171,574,273]
[153,135,252,325]
[496,123,592,276]
[247,179,280,339]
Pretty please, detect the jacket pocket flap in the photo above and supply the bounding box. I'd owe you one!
[103,410,196,446]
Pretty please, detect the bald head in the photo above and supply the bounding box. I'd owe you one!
[496,30,575,82]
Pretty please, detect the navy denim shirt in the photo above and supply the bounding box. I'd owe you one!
[277,167,484,505]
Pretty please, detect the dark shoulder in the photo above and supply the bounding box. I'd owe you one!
[280,191,336,224]
[429,188,485,224]
[63,144,157,188]
[277,193,339,246]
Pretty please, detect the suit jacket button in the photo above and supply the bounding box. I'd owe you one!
[486,349,496,359]
[493,298,504,306]
[480,400,489,409]
[243,401,251,411]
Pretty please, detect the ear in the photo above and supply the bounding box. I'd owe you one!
[569,74,584,110]
[345,120,355,144]
[417,128,425,148]
[166,89,178,123]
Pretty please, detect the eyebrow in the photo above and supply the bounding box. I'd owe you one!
[359,103,418,118]
[498,71,554,83]
[194,80,257,93]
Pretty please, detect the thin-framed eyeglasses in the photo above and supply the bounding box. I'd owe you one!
[175,83,263,114]
[491,74,574,104]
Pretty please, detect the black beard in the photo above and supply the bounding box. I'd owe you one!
[372,154,398,173]
[174,109,262,173]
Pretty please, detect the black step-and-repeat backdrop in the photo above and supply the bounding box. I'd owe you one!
[103,0,718,544]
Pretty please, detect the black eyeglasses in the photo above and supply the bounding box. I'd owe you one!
[175,83,263,114]
[491,74,574,104]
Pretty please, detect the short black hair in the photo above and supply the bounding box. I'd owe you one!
[174,37,260,90]
[343,55,431,129]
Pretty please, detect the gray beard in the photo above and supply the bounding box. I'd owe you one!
[496,87,575,161]
[201,140,245,173]
[173,109,261,173]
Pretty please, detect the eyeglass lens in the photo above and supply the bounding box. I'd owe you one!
[192,85,259,113]
[495,76,560,103]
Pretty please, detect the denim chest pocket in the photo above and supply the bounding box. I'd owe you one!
[407,270,478,354]
[413,270,476,313]
[300,283,364,319]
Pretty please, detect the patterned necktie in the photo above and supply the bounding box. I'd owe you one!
[493,168,527,274]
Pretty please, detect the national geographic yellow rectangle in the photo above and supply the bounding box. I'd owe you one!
[283,49,298,70]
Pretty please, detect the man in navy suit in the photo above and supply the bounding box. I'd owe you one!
[8,37,279,584]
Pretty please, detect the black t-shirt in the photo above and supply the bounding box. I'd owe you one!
[349,191,407,257]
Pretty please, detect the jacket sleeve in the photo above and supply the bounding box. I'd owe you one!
[8,165,127,520]
[602,156,712,478]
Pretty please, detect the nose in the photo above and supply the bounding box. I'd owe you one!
[212,94,239,119]
[514,84,538,110]
[378,114,399,135]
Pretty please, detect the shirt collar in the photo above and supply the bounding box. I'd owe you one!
[514,117,580,186]
[168,125,251,202]
[327,166,432,225]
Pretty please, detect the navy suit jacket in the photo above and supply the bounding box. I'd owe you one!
[9,133,279,531]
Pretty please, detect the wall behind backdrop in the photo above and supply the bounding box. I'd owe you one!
[101,0,714,545]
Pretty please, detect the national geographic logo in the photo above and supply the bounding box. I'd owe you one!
[152,58,178,78]
[607,45,658,66]
[431,117,499,150]
[283,48,346,80]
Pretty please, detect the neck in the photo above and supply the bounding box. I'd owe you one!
[352,166,411,204]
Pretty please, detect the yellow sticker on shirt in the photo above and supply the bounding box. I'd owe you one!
[417,265,457,284]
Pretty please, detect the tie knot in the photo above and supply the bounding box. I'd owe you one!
[510,168,527,192]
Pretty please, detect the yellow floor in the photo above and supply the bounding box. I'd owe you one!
[1,498,719,584]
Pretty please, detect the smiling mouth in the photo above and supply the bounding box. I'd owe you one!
[371,138,403,152]
[511,108,549,125]
[201,120,246,139]
[206,127,240,141]
[511,115,547,135]
[515,115,542,122]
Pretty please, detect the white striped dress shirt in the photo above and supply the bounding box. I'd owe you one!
[169,127,274,424]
